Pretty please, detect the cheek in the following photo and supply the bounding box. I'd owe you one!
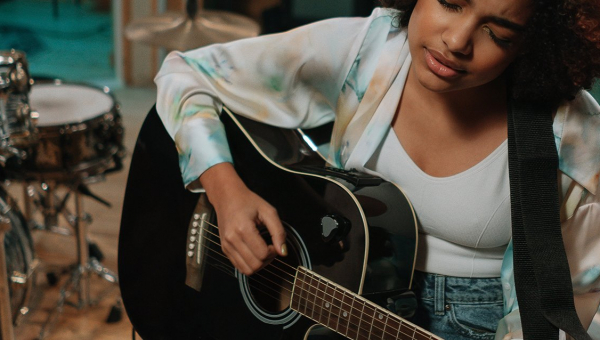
[472,50,518,80]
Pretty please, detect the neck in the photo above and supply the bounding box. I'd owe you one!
[290,266,442,340]
[403,68,508,123]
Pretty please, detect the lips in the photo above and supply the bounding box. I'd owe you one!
[424,48,465,78]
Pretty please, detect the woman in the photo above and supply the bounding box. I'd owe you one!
[154,0,600,338]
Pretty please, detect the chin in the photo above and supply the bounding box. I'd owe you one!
[416,73,462,93]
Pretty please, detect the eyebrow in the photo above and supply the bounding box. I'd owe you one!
[462,0,528,32]
[490,17,527,32]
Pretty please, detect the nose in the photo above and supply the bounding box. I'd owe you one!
[442,22,474,55]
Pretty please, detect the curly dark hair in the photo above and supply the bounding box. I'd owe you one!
[379,0,600,106]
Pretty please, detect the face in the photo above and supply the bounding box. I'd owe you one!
[407,0,534,94]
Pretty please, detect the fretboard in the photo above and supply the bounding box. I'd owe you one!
[290,266,442,340]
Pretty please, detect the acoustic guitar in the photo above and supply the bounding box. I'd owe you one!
[118,106,439,340]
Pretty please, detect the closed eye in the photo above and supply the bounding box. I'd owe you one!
[483,26,513,48]
[437,0,461,12]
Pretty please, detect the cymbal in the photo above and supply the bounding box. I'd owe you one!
[125,10,260,51]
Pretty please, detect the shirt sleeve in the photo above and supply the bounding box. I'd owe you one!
[154,11,382,189]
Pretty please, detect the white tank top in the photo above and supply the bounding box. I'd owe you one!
[365,128,511,278]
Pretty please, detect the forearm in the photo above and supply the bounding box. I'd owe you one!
[199,162,247,208]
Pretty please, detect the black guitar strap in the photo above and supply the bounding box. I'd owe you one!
[507,99,592,340]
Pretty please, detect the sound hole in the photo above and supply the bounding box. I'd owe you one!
[248,224,305,314]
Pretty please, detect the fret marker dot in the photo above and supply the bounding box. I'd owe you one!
[379,313,383,320]
[343,311,348,318]
[325,302,331,309]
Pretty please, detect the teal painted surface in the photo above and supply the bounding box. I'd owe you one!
[0,0,115,85]
[590,82,600,102]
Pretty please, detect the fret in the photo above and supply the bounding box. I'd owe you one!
[399,319,417,340]
[296,268,313,317]
[323,281,337,329]
[306,272,317,319]
[298,269,310,316]
[370,306,390,339]
[336,290,351,337]
[292,267,442,340]
[325,281,341,333]
[379,311,390,340]
[355,300,368,340]
[312,277,323,323]
[363,303,379,338]
[385,316,401,340]
[318,277,335,327]
[290,269,304,311]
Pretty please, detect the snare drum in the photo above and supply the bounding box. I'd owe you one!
[20,81,124,181]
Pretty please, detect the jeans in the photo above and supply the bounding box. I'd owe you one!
[409,271,504,340]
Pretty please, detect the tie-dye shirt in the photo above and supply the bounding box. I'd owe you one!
[155,7,600,337]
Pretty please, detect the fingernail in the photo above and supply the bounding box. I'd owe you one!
[281,243,288,257]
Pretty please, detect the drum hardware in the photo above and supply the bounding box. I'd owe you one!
[0,192,39,340]
[0,50,38,154]
[0,50,33,94]
[0,216,16,340]
[21,180,121,339]
[21,181,107,235]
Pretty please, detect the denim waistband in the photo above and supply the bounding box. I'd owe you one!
[413,271,503,304]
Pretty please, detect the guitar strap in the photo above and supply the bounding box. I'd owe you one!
[507,99,592,340]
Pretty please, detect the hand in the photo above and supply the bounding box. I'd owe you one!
[200,163,287,276]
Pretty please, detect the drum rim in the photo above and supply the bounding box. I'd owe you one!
[30,79,120,128]
[35,112,122,137]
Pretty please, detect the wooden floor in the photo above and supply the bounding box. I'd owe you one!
[5,86,155,340]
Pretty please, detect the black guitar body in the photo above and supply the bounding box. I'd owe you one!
[118,107,418,340]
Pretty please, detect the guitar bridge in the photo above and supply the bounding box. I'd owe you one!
[185,194,214,292]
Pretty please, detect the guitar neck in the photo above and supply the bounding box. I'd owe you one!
[290,267,441,340]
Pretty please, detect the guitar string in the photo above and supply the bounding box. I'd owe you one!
[197,237,429,340]
[198,250,291,308]
[198,246,392,334]
[200,218,300,275]
[199,222,298,281]
[198,245,293,302]
[195,219,434,340]
[193,234,297,304]
[199,219,434,340]
[292,271,433,340]
[195,234,427,340]
[198,228,297,288]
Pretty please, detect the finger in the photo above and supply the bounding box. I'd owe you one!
[223,247,255,276]
[238,224,275,264]
[220,224,259,275]
[258,206,287,257]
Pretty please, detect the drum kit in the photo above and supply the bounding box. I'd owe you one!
[0,49,125,340]
[0,0,260,338]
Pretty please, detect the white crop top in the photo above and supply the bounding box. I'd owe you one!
[365,127,511,278]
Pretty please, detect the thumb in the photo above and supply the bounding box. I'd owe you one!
[260,208,287,257]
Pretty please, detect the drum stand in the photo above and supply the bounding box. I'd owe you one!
[0,194,39,340]
[22,179,120,338]
[0,217,16,340]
